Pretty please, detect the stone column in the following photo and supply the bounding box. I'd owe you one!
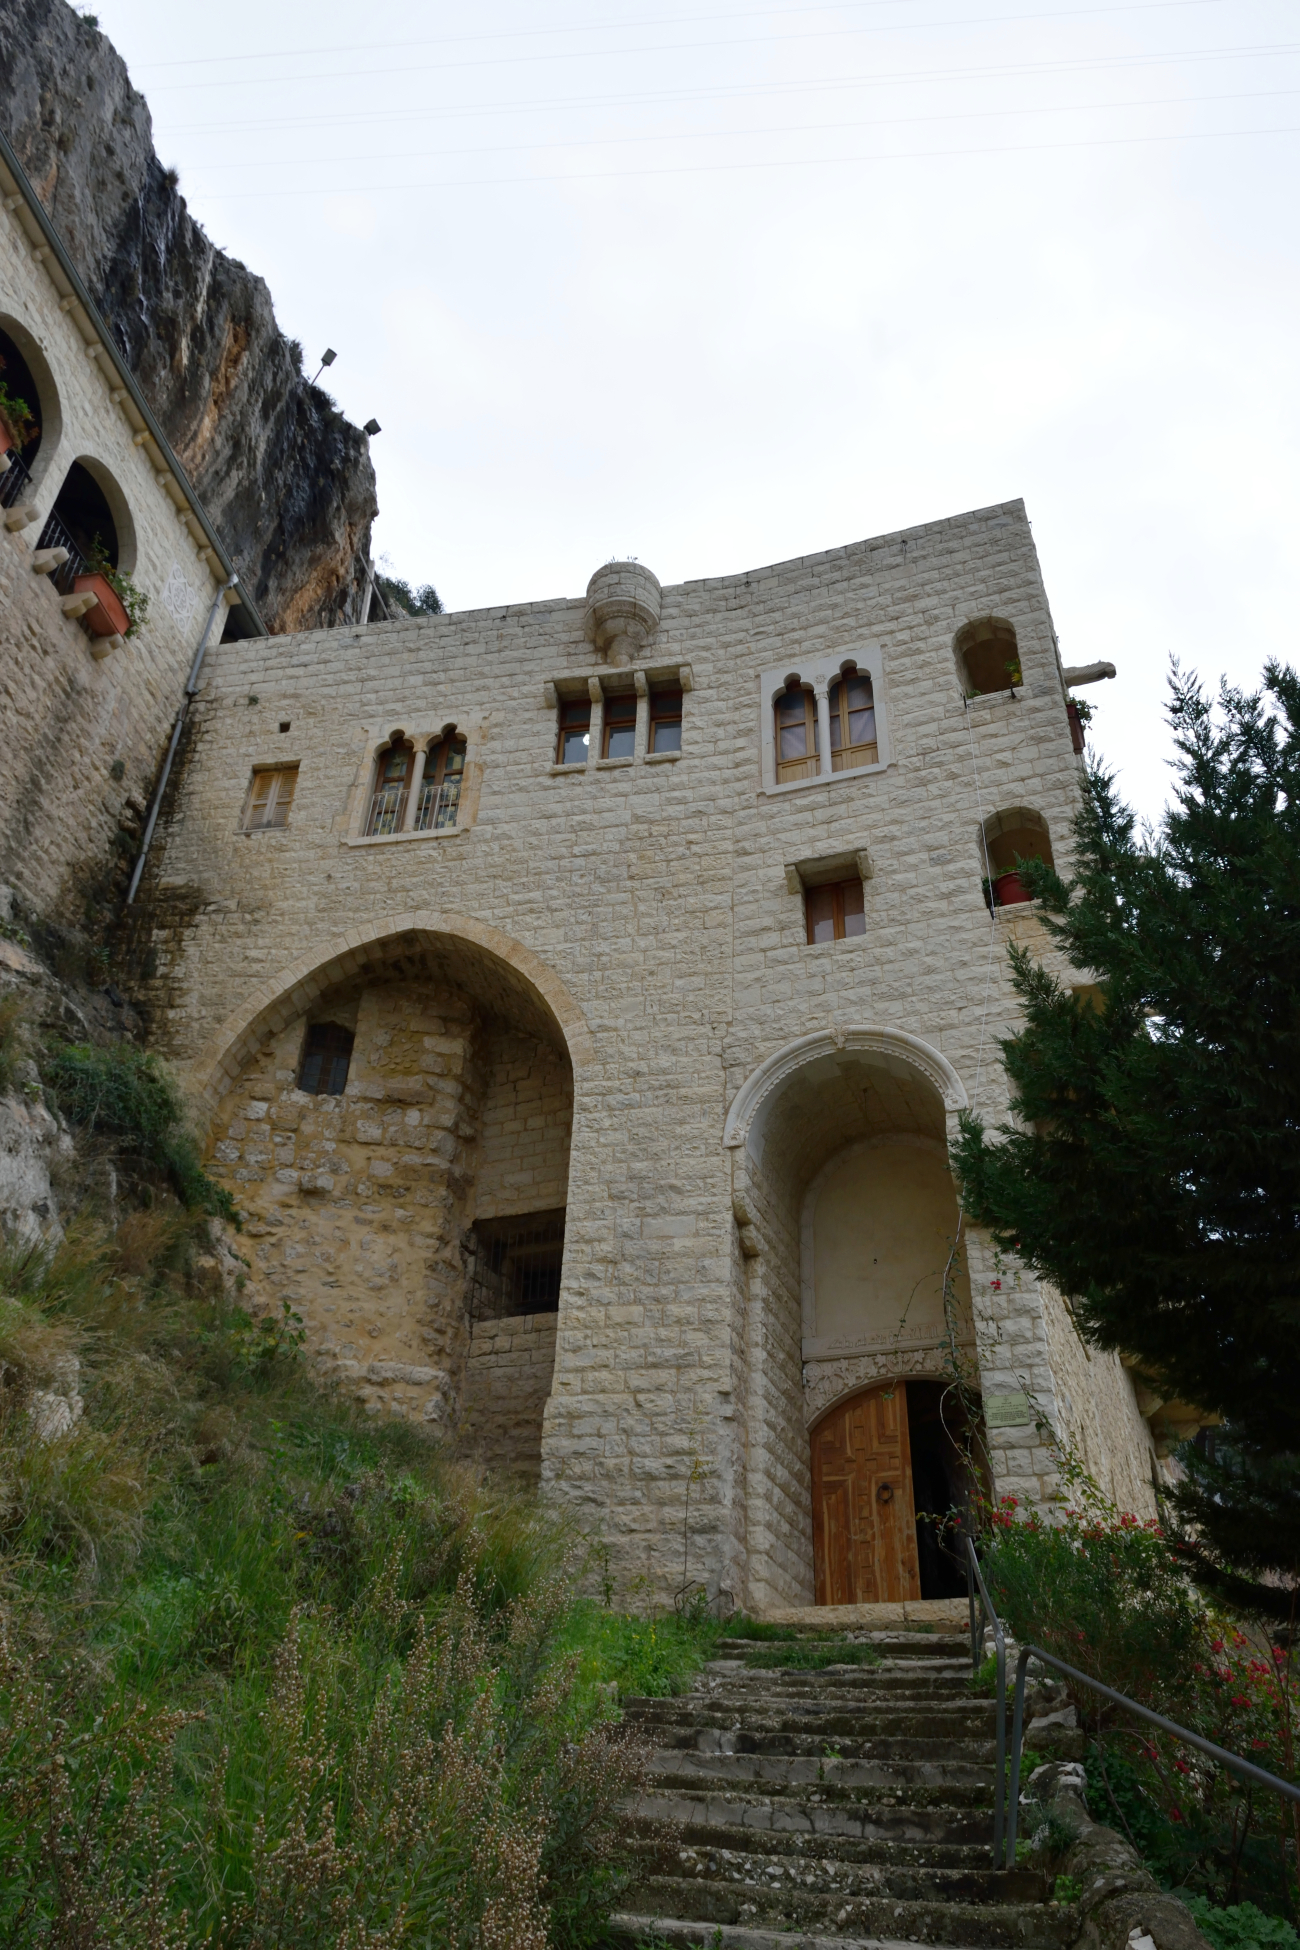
[814,681,833,779]
[402,746,428,831]
[634,669,649,757]
[587,676,604,766]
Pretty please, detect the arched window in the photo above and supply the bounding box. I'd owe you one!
[0,326,42,512]
[956,617,1022,697]
[367,736,414,835]
[298,1022,354,1095]
[982,806,1053,906]
[36,460,123,598]
[416,731,467,831]
[828,666,878,771]
[775,679,819,784]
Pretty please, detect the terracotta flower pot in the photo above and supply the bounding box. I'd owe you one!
[73,572,130,639]
[993,870,1032,907]
[0,413,16,456]
[1067,698,1086,754]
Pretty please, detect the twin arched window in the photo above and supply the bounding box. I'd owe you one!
[775,666,878,784]
[366,730,467,837]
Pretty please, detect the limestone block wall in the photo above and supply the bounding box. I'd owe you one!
[135,498,1157,1606]
[460,1312,559,1483]
[0,175,233,916]
[475,1031,572,1219]
[1039,1280,1161,1518]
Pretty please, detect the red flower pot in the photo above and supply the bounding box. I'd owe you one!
[74,572,130,639]
[993,870,1032,907]
[1067,698,1086,754]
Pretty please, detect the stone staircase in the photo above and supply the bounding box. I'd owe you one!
[609,1623,1079,1950]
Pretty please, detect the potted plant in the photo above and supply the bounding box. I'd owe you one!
[0,357,39,455]
[992,869,1033,906]
[74,536,151,640]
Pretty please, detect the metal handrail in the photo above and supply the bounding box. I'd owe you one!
[965,1536,1009,1867]
[966,1535,1300,1872]
[1006,1641,1300,1860]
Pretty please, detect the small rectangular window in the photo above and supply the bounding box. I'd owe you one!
[244,765,297,830]
[602,689,636,759]
[649,685,683,754]
[298,1021,354,1095]
[805,877,865,944]
[557,698,591,765]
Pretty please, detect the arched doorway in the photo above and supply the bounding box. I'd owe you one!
[725,1027,986,1610]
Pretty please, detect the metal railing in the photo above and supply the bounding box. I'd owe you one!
[366,784,407,836]
[965,1536,1300,1872]
[0,444,33,510]
[33,506,86,595]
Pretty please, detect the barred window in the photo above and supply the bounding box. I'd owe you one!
[298,1022,353,1095]
[416,734,467,831]
[367,740,413,836]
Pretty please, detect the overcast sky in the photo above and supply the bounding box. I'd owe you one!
[92,0,1300,825]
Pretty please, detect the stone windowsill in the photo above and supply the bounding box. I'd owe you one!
[644,749,681,764]
[343,824,466,847]
[965,685,1027,708]
[594,755,634,769]
[549,760,588,776]
[761,758,889,798]
[799,932,868,951]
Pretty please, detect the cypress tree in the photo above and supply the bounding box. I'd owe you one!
[952,663,1300,1615]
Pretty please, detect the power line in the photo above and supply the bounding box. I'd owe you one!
[132,0,1239,74]
[186,113,1300,201]
[142,2,1264,93]
[169,83,1300,176]
[153,36,1300,138]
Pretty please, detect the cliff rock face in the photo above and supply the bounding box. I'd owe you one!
[0,0,378,632]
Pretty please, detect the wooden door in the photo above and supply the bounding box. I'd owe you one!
[811,1382,921,1605]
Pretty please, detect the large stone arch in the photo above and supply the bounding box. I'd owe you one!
[186,910,595,1120]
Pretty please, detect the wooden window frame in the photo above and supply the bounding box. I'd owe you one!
[366,742,415,836]
[649,683,683,753]
[805,876,866,944]
[416,734,467,831]
[775,683,820,784]
[243,764,298,832]
[828,669,879,773]
[601,688,637,759]
[556,697,591,765]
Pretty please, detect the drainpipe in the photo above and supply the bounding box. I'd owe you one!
[126,576,237,906]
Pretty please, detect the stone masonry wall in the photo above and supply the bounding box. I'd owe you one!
[139,499,1160,1606]
[475,1031,571,1219]
[460,1312,559,1484]
[0,178,228,917]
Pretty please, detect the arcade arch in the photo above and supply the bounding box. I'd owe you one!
[727,1028,984,1609]
[198,922,584,1484]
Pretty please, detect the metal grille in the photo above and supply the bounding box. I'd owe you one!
[366,784,408,836]
[463,1210,565,1326]
[33,507,87,595]
[0,446,33,512]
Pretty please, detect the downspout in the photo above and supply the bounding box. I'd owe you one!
[126,577,237,906]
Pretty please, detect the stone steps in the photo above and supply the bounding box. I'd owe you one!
[614,1625,1078,1950]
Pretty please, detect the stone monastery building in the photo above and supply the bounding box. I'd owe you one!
[0,134,1190,1616]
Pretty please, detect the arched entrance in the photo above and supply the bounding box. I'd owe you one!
[193,919,590,1481]
[725,1027,985,1610]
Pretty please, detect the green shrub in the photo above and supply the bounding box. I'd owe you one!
[43,1041,236,1221]
[1184,1899,1300,1950]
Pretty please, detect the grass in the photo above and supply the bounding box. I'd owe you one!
[0,1206,692,1947]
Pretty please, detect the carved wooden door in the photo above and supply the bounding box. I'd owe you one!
[811,1382,921,1605]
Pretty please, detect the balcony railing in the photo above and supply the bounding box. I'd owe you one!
[33,507,87,596]
[414,772,462,832]
[0,444,34,512]
[366,784,408,837]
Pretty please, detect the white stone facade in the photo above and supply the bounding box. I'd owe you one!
[135,499,1163,1609]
